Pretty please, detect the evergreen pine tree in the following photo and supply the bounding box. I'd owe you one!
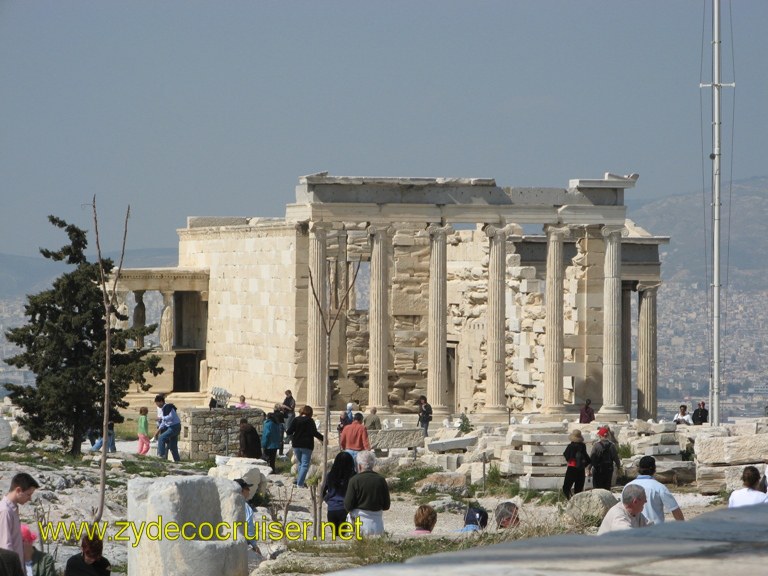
[4,216,161,455]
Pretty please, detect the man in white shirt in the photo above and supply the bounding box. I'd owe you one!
[626,456,685,524]
[598,484,649,535]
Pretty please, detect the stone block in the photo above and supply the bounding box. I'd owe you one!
[696,465,727,494]
[522,454,564,466]
[127,476,247,576]
[498,461,523,476]
[651,422,677,434]
[427,436,478,453]
[413,472,469,497]
[520,279,542,293]
[564,489,617,525]
[695,434,768,466]
[519,433,570,444]
[518,475,562,490]
[368,428,424,450]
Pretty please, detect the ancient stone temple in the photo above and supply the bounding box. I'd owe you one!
[115,172,666,420]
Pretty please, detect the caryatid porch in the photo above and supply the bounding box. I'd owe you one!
[112,268,210,398]
[286,172,665,419]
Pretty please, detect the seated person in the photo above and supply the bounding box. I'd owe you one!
[494,501,520,529]
[411,504,437,535]
[459,507,488,533]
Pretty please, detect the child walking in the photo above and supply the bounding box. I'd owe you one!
[137,407,150,455]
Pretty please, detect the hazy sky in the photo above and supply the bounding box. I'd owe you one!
[2,1,766,257]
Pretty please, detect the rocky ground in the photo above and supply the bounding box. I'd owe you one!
[0,437,723,576]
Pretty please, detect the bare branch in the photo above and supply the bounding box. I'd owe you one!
[327,258,362,334]
[307,268,331,334]
[90,196,130,523]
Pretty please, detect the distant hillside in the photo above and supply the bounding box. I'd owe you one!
[0,247,177,298]
[630,176,768,289]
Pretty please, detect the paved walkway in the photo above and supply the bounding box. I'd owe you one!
[332,505,768,576]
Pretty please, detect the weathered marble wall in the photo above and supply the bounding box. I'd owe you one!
[178,221,305,405]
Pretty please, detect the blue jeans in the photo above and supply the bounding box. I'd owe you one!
[90,431,116,453]
[158,423,181,462]
[344,449,359,465]
[294,447,312,487]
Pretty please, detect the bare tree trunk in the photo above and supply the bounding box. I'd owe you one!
[308,258,361,537]
[91,196,130,523]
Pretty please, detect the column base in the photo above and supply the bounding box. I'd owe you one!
[431,405,451,417]
[598,404,625,414]
[540,404,567,415]
[482,405,508,414]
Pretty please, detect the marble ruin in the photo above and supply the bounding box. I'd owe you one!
[115,172,667,421]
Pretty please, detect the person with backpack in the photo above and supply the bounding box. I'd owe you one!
[588,427,621,490]
[153,394,181,462]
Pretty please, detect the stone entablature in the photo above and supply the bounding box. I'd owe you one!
[179,408,266,461]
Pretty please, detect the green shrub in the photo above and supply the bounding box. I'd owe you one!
[617,443,632,459]
[389,465,442,492]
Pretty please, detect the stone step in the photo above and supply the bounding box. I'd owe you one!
[518,475,563,490]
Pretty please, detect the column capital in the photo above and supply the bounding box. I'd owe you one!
[601,224,628,239]
[426,223,454,238]
[544,223,571,238]
[637,282,661,294]
[308,221,332,238]
[483,222,520,239]
[367,223,394,238]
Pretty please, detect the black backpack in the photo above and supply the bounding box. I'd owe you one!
[595,441,615,470]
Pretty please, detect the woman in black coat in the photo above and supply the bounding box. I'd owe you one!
[562,429,591,499]
[286,405,324,487]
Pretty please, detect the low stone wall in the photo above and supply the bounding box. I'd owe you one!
[179,408,266,461]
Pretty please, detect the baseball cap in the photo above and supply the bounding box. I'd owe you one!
[234,478,252,490]
[597,427,609,438]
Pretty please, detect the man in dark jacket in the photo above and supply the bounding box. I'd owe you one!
[238,418,262,459]
[692,401,709,425]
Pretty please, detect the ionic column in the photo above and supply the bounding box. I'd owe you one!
[483,223,510,413]
[307,222,329,409]
[637,284,659,421]
[621,283,634,415]
[542,224,570,414]
[427,223,453,416]
[368,224,393,412]
[598,225,626,414]
[132,290,146,348]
